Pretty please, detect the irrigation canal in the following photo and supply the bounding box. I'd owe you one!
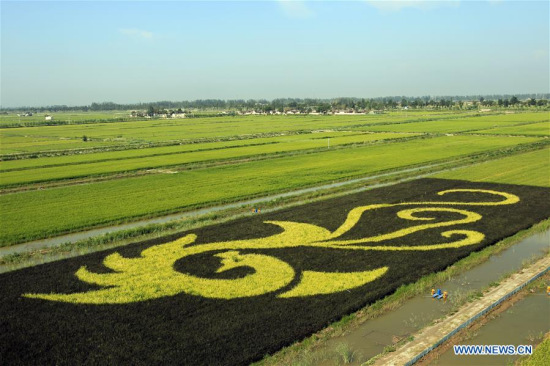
[426,284,549,365]
[313,229,550,365]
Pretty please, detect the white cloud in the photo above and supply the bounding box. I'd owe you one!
[366,0,460,12]
[278,1,314,18]
[119,28,153,40]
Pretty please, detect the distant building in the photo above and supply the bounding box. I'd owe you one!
[335,110,364,115]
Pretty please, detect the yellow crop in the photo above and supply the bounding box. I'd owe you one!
[24,189,519,304]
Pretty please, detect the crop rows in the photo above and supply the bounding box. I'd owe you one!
[0,134,542,246]
[435,147,550,187]
[357,113,549,134]
[474,121,550,136]
[0,132,417,186]
[0,114,414,153]
[0,111,499,154]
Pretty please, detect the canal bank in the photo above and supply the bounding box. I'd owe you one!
[422,275,549,366]
[372,255,549,366]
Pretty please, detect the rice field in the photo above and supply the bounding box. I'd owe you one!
[358,113,549,134]
[473,121,550,136]
[1,111,548,247]
[0,111,476,154]
[435,147,550,187]
[1,109,549,366]
[1,178,548,365]
[0,132,416,186]
[0,133,543,245]
[0,111,132,127]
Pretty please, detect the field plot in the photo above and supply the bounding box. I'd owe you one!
[357,113,549,134]
[449,112,550,123]
[0,132,416,186]
[359,119,517,134]
[473,121,550,136]
[1,179,548,365]
[0,134,120,154]
[0,135,541,245]
[436,147,550,187]
[0,111,130,127]
[0,112,452,154]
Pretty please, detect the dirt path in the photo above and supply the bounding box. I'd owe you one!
[372,255,550,366]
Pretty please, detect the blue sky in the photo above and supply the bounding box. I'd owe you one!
[1,1,548,107]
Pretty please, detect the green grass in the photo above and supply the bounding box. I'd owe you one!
[0,135,541,245]
[518,335,550,366]
[0,132,416,186]
[435,147,550,187]
[449,112,549,123]
[360,119,518,133]
[473,121,550,136]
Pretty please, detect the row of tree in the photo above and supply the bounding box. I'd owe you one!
[2,94,548,113]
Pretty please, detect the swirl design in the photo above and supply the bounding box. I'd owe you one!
[24,189,519,304]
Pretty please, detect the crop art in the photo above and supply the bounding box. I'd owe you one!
[3,179,550,365]
[24,189,519,304]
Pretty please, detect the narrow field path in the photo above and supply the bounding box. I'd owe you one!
[372,255,550,366]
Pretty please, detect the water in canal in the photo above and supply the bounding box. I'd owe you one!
[312,230,550,365]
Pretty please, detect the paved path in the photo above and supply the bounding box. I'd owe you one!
[372,255,550,366]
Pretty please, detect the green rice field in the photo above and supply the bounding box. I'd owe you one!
[0,111,469,154]
[474,121,550,136]
[435,147,550,187]
[1,110,548,246]
[0,132,416,186]
[1,109,550,366]
[358,113,549,134]
[0,111,132,127]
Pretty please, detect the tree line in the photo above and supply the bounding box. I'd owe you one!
[2,93,549,113]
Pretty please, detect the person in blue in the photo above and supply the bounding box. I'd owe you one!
[432,289,443,299]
